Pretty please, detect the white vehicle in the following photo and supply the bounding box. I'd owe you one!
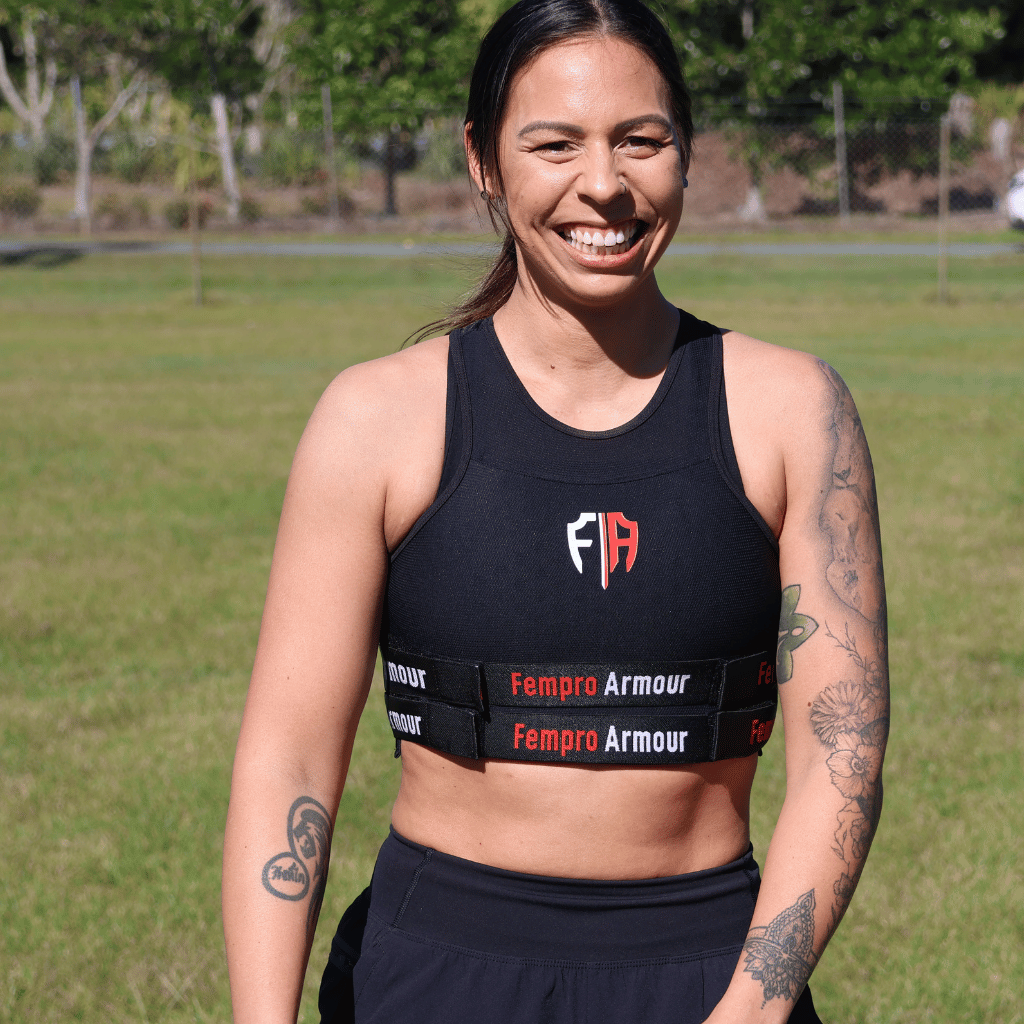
[1007,170,1024,230]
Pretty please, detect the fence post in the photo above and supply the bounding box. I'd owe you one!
[938,113,950,304]
[321,83,340,231]
[833,82,850,223]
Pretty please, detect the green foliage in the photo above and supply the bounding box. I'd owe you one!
[418,118,469,182]
[163,196,212,228]
[292,0,476,137]
[238,194,262,224]
[970,83,1024,136]
[31,131,75,185]
[0,180,42,216]
[138,0,265,104]
[664,0,1006,115]
[298,189,357,218]
[259,129,326,186]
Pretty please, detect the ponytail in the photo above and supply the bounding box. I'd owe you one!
[406,231,518,344]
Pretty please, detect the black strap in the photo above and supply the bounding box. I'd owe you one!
[382,645,778,765]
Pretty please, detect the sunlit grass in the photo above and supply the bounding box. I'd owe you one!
[1,251,1021,1022]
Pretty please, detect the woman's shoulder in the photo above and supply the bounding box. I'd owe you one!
[721,329,845,422]
[306,334,450,445]
[293,335,451,547]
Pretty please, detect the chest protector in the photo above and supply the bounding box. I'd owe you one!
[380,314,781,765]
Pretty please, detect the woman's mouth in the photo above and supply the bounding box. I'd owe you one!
[558,220,647,256]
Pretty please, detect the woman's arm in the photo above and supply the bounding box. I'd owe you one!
[222,366,393,1024]
[709,356,889,1023]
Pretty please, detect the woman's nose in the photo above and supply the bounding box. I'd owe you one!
[576,148,622,204]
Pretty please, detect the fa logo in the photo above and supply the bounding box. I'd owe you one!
[567,513,639,590]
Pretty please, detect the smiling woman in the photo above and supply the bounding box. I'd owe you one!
[222,3,888,1024]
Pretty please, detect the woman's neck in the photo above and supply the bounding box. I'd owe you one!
[490,282,681,432]
[493,280,680,382]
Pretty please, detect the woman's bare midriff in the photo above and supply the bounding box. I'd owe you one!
[390,744,758,879]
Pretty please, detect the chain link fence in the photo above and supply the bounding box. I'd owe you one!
[1,105,1021,228]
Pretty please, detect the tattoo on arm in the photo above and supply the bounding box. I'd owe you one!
[742,890,819,1007]
[811,626,887,926]
[817,361,887,631]
[777,584,818,683]
[261,796,332,941]
[810,362,889,927]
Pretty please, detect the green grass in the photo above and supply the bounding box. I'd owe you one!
[1,250,1021,1023]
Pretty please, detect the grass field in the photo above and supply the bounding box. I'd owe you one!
[1,247,1022,1023]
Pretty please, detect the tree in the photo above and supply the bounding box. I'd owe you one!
[973,0,1023,87]
[664,0,1004,112]
[0,1,152,226]
[662,0,1006,216]
[0,6,57,147]
[143,0,265,222]
[292,0,475,215]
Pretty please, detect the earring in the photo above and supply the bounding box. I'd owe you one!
[683,177,689,188]
[480,189,490,201]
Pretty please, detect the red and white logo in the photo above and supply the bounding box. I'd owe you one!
[567,512,639,589]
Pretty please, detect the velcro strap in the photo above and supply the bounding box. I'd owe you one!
[382,646,776,712]
[384,694,778,765]
[385,696,480,759]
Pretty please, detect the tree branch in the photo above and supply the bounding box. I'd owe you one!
[88,70,147,148]
[0,41,32,124]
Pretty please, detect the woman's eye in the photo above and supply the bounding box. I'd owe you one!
[624,136,666,151]
[536,141,572,153]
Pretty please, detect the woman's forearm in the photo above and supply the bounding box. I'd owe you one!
[223,768,337,1024]
[707,749,885,1023]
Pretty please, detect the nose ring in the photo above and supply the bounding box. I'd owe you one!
[620,181,629,195]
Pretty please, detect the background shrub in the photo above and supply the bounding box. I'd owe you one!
[163,197,212,229]
[0,181,43,218]
[298,189,357,218]
[239,195,262,224]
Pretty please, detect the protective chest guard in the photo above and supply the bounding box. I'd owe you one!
[380,314,782,766]
[383,647,777,764]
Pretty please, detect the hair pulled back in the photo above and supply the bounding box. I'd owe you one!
[415,0,693,341]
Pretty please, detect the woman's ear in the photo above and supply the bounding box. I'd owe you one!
[465,123,487,195]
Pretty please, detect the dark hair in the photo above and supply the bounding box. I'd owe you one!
[413,0,692,342]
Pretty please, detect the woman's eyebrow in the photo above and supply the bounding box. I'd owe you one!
[517,120,585,138]
[517,115,674,139]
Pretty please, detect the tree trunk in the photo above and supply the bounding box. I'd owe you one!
[71,77,93,233]
[211,93,241,223]
[70,71,146,233]
[737,186,766,223]
[384,128,399,216]
[0,13,57,147]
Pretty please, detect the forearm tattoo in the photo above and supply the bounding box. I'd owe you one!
[261,796,332,940]
[742,890,819,1007]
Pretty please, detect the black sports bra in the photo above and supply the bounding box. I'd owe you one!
[380,313,781,764]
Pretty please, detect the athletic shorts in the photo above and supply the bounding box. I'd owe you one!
[319,829,822,1024]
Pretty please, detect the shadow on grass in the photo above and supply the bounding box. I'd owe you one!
[0,246,85,268]
[0,240,160,268]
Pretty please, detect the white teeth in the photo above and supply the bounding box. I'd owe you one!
[562,221,641,253]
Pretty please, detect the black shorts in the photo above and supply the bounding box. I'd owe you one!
[320,829,822,1024]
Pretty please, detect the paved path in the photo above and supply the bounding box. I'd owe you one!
[2,238,1020,260]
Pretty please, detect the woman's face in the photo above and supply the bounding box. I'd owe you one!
[478,35,686,311]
